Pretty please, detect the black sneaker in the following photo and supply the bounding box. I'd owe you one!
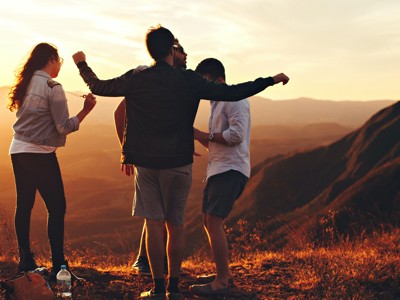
[132,256,151,275]
[17,250,39,273]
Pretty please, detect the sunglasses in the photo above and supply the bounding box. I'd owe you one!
[173,45,185,54]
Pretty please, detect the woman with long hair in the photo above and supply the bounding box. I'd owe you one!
[8,43,96,281]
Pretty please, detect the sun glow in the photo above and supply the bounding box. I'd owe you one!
[1,0,399,101]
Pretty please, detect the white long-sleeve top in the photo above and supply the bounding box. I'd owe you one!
[206,98,251,180]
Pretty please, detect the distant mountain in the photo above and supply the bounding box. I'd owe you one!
[228,101,400,247]
[194,97,395,130]
[251,122,353,140]
[1,84,397,254]
[249,97,396,127]
[1,86,394,130]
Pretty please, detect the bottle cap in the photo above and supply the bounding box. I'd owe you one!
[60,265,66,269]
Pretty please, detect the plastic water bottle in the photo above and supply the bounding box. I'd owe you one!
[56,265,71,298]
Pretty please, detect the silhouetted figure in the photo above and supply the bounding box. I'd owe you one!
[8,43,96,282]
[190,58,251,297]
[113,39,188,276]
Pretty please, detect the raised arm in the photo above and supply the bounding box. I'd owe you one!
[72,51,132,97]
[187,70,289,102]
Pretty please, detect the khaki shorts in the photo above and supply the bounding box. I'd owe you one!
[132,164,192,225]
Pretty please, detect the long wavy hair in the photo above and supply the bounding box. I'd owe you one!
[8,43,59,112]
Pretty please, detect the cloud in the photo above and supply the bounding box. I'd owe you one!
[1,0,399,100]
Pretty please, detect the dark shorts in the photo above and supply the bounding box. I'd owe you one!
[202,170,248,218]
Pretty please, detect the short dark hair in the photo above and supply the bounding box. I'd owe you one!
[195,58,225,81]
[145,25,175,61]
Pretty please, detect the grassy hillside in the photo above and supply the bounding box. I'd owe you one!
[1,225,398,299]
[0,89,398,299]
[0,87,396,257]
[0,121,350,256]
[229,102,400,249]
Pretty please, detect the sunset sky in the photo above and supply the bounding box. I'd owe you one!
[1,0,399,101]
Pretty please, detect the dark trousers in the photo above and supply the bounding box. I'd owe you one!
[11,152,66,266]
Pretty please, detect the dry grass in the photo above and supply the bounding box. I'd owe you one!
[1,221,399,299]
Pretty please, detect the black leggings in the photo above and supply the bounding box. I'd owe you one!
[11,152,66,265]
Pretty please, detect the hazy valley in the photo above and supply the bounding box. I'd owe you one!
[0,86,397,257]
[1,87,399,299]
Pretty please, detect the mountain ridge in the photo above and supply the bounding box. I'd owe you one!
[226,101,400,247]
[0,84,398,255]
[0,86,395,128]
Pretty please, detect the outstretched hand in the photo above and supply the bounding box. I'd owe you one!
[72,51,86,65]
[272,73,290,85]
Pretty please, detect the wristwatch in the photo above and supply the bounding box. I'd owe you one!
[208,132,215,142]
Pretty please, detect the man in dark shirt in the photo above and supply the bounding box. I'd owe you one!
[114,38,188,276]
[73,25,289,300]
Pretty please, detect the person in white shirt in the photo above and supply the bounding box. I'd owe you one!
[190,58,251,297]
